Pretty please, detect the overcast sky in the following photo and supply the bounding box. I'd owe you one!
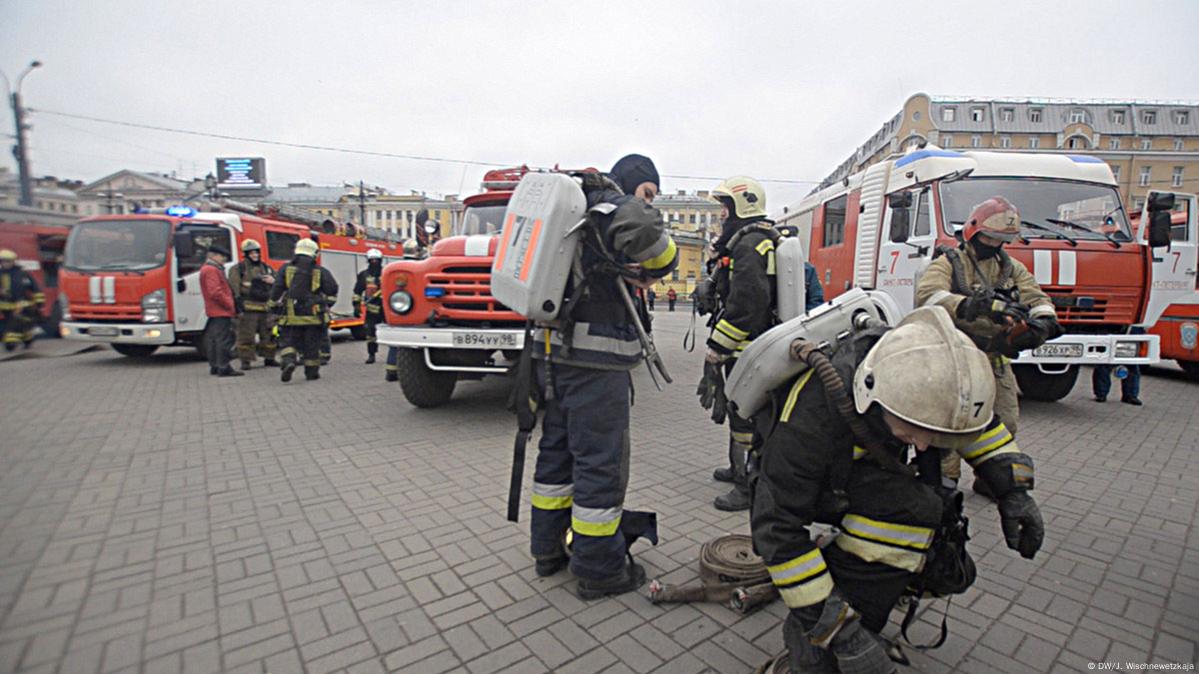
[3,0,1198,208]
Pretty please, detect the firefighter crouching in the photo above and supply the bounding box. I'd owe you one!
[354,248,386,365]
[530,154,678,599]
[703,176,780,512]
[0,249,43,350]
[270,238,339,382]
[752,307,1044,673]
[915,196,1061,494]
[228,239,278,369]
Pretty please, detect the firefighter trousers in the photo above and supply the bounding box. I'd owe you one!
[942,358,1018,481]
[279,325,325,370]
[204,317,235,372]
[385,346,400,375]
[1,309,34,349]
[236,311,276,364]
[723,359,756,492]
[530,361,632,580]
[365,312,383,356]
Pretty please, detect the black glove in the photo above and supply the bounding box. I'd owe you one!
[696,361,728,424]
[798,597,896,674]
[998,490,1044,559]
[957,293,1028,325]
[1008,315,1063,351]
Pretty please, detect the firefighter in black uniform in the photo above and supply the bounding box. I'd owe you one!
[529,154,678,599]
[751,307,1045,673]
[270,238,339,382]
[705,176,779,512]
[0,248,43,350]
[354,248,386,364]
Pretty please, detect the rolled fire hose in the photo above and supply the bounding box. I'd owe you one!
[647,534,778,614]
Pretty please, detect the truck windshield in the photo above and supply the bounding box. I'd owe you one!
[64,219,171,271]
[456,205,507,236]
[940,178,1132,242]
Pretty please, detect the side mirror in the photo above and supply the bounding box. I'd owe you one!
[176,279,186,293]
[1148,192,1176,212]
[1148,212,1172,248]
[173,231,195,259]
[888,192,913,243]
[416,208,429,226]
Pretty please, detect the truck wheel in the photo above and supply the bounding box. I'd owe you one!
[1012,364,1079,402]
[1178,360,1199,382]
[397,348,456,408]
[349,325,367,341]
[112,344,159,358]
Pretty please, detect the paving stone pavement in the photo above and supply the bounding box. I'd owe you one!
[0,312,1196,674]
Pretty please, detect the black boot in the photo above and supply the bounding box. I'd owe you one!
[534,555,568,577]
[239,360,252,370]
[263,358,278,367]
[385,370,398,382]
[715,485,751,511]
[576,560,646,600]
[305,366,320,380]
[713,466,735,483]
[217,367,244,377]
[365,354,376,364]
[281,359,296,383]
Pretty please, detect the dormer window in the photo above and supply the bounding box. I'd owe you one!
[1112,110,1125,124]
[970,107,985,122]
[942,107,956,122]
[1142,110,1157,125]
[1029,108,1043,123]
[1069,109,1086,124]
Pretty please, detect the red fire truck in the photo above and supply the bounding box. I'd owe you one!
[1132,204,1198,379]
[377,166,593,407]
[60,202,400,357]
[0,222,69,337]
[779,148,1191,400]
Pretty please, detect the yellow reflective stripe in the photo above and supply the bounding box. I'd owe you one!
[755,239,775,255]
[852,446,867,461]
[841,514,934,550]
[709,329,741,351]
[572,505,621,537]
[780,369,815,423]
[767,549,826,585]
[962,424,1014,461]
[731,431,754,444]
[641,237,678,271]
[766,250,776,276]
[715,319,749,340]
[532,494,573,510]
[834,534,927,573]
[777,573,834,608]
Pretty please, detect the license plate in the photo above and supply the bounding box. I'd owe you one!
[453,332,517,348]
[1032,343,1083,358]
[88,326,119,337]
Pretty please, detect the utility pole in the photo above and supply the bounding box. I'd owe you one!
[358,180,367,226]
[2,61,41,208]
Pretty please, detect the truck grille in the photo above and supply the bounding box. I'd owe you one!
[427,265,521,320]
[1045,286,1140,325]
[69,304,142,321]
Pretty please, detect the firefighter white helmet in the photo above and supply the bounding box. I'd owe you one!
[853,306,995,434]
[403,240,419,256]
[241,239,261,253]
[366,248,383,260]
[294,238,319,257]
[711,176,767,220]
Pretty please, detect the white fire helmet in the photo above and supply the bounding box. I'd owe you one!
[853,306,995,434]
[366,248,383,260]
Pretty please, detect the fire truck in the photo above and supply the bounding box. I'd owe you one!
[1132,205,1199,380]
[377,166,593,407]
[60,202,401,357]
[0,222,69,337]
[778,148,1193,400]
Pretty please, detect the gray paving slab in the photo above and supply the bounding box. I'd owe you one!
[0,314,1196,672]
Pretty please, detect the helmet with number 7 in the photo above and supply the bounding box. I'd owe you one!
[962,196,1021,243]
[853,306,995,434]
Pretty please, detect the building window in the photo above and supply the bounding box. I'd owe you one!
[822,194,847,247]
[1173,167,1184,188]
[971,135,981,147]
[942,135,953,147]
[1069,109,1086,124]
[1139,167,1151,187]
[1000,136,1011,148]
[1067,136,1089,149]
[1112,110,1126,124]
[970,107,985,122]
[1000,108,1014,122]
[1109,138,1121,149]
[1029,108,1043,123]
[1141,139,1152,150]
[1174,138,1185,151]
[942,107,956,122]
[1142,110,1157,125]
[1111,165,1121,182]
[1175,110,1190,125]
[1029,137,1040,149]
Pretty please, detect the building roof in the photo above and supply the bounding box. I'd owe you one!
[930,97,1199,136]
[260,184,351,204]
[79,169,194,194]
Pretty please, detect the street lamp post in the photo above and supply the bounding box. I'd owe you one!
[1,60,43,207]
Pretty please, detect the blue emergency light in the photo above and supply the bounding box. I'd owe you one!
[424,287,446,299]
[166,205,197,218]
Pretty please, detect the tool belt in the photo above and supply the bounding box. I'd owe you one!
[648,535,778,614]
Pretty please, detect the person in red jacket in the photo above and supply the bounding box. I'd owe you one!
[200,243,243,377]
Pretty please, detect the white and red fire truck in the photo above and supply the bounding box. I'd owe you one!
[778,148,1196,399]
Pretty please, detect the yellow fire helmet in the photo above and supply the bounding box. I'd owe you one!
[241,239,261,252]
[853,306,995,434]
[0,249,17,261]
[294,238,319,257]
[711,176,767,219]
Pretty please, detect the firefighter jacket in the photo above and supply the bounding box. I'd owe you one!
[708,219,778,357]
[228,258,276,313]
[0,266,43,313]
[915,242,1055,356]
[269,257,339,327]
[353,264,385,316]
[751,329,1034,611]
[533,188,678,371]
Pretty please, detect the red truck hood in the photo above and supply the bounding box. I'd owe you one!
[431,235,498,258]
[1005,241,1147,325]
[62,267,169,321]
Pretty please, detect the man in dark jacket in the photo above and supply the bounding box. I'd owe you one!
[529,154,678,599]
[200,243,242,377]
[706,176,779,511]
[270,238,339,382]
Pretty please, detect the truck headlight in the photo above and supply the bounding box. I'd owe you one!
[389,290,413,315]
[141,289,167,323]
[1114,341,1139,359]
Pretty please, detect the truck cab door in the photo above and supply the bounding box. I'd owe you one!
[172,222,237,335]
[1139,191,1198,326]
[875,187,936,313]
